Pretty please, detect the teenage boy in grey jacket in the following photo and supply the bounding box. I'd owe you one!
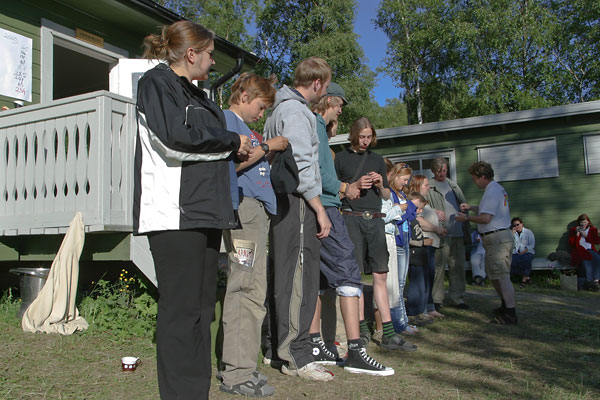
[263,57,333,381]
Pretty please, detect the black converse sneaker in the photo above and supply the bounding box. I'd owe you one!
[311,339,339,365]
[344,347,395,376]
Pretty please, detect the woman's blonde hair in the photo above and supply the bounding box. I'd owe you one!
[143,21,214,65]
[408,174,428,195]
[389,162,412,192]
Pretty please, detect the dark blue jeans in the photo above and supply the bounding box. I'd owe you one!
[425,246,436,312]
[511,252,534,277]
[405,263,427,317]
[582,250,600,282]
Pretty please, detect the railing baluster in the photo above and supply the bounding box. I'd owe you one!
[75,115,89,212]
[64,115,78,210]
[23,123,36,222]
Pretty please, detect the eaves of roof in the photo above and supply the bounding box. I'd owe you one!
[330,100,600,146]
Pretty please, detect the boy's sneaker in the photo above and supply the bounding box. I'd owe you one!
[379,333,418,351]
[219,374,275,397]
[344,347,394,376]
[281,362,334,381]
[217,370,267,385]
[311,339,339,365]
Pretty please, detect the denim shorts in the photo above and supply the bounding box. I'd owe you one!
[319,207,363,293]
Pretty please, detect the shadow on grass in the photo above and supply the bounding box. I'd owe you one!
[398,288,600,398]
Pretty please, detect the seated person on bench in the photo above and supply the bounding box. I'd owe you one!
[510,217,535,286]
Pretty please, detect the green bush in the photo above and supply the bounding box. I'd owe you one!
[0,288,21,327]
[79,269,157,339]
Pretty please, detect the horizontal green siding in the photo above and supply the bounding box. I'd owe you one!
[365,114,600,259]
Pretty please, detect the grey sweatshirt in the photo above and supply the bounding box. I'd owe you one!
[263,85,322,201]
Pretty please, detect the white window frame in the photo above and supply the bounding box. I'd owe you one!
[387,149,456,181]
[40,19,128,103]
[583,134,600,175]
[476,138,559,182]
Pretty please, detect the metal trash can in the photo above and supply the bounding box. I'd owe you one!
[9,267,51,318]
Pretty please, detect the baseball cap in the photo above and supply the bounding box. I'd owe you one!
[326,82,348,105]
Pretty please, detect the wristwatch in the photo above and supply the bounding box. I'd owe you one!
[260,142,270,153]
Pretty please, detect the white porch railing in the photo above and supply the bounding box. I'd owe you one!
[0,91,136,235]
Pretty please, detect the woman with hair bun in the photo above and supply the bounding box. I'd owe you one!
[133,21,251,399]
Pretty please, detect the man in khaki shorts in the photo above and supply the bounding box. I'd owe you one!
[456,162,517,325]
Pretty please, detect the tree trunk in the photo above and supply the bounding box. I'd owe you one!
[415,68,423,125]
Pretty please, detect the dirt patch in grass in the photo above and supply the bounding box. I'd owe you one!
[1,287,599,399]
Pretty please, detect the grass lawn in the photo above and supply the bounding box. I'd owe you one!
[1,284,599,399]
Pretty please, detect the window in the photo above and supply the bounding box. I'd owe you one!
[40,20,127,102]
[583,135,600,174]
[476,138,559,182]
[387,150,456,180]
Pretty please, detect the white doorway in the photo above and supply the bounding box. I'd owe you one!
[40,20,127,102]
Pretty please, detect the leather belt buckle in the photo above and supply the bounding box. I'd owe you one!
[362,211,373,220]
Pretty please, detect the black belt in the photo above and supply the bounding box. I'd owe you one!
[341,210,386,220]
[479,228,510,237]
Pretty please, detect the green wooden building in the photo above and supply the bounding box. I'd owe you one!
[0,0,258,286]
[331,101,600,263]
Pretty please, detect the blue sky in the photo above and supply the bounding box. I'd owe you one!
[245,0,399,106]
[354,0,399,106]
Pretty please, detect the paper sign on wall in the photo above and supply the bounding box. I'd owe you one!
[0,27,33,102]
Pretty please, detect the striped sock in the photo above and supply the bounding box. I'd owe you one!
[382,321,395,338]
[359,319,369,334]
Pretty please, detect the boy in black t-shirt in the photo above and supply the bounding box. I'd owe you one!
[334,117,416,352]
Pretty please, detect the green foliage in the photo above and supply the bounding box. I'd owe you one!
[79,269,157,339]
[0,289,21,327]
[546,0,600,102]
[376,0,600,124]
[371,98,408,130]
[255,0,386,133]
[155,0,257,48]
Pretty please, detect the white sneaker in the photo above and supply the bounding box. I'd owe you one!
[281,362,334,381]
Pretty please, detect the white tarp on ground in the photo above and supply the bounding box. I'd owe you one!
[22,212,89,334]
